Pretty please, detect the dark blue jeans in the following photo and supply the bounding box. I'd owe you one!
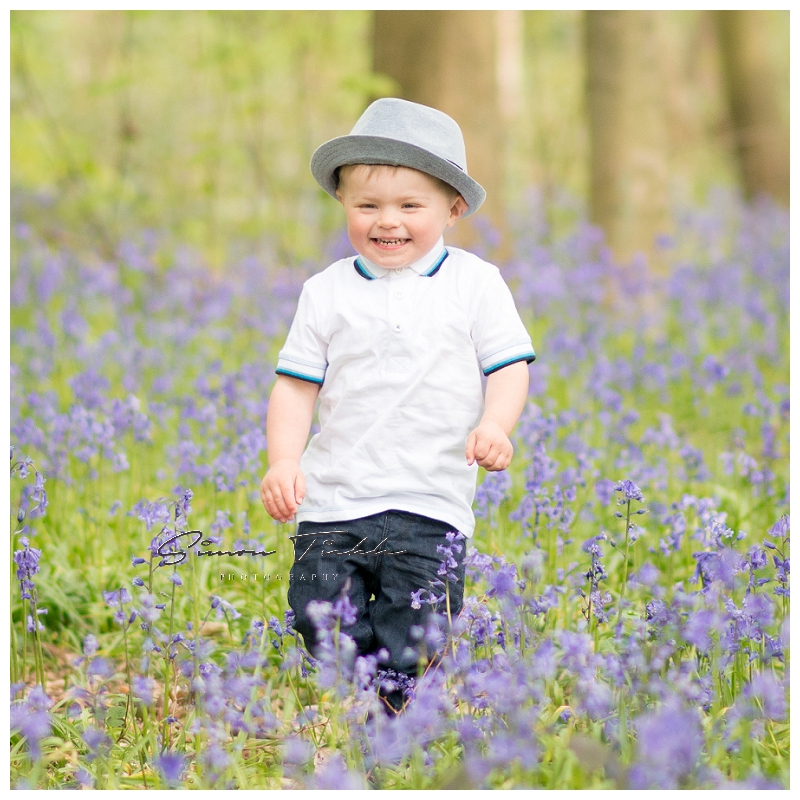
[287,510,466,676]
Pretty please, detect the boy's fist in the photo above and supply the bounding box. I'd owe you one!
[261,460,306,523]
[465,420,514,472]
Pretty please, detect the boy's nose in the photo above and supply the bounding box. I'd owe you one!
[377,208,400,228]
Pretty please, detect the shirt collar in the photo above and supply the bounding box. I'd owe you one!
[354,238,448,280]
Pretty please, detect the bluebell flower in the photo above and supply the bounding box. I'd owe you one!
[102,587,131,607]
[410,588,426,610]
[86,657,115,680]
[474,472,512,517]
[629,701,703,789]
[615,479,644,503]
[594,478,616,506]
[154,751,186,787]
[202,742,231,774]
[332,593,358,627]
[282,736,314,765]
[132,676,156,706]
[577,677,613,720]
[74,769,94,788]
[486,562,519,599]
[10,686,52,759]
[631,562,660,586]
[82,725,111,762]
[741,673,787,720]
[682,609,717,653]
[14,538,42,601]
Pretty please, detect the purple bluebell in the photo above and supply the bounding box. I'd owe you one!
[10,686,52,759]
[154,751,186,787]
[615,479,644,503]
[740,672,787,720]
[594,478,616,506]
[14,537,42,602]
[485,562,519,600]
[629,700,703,789]
[74,769,94,787]
[682,609,717,653]
[474,471,512,518]
[82,725,111,762]
[131,499,172,534]
[282,737,314,765]
[577,677,613,720]
[132,676,156,706]
[86,657,115,681]
[102,587,131,607]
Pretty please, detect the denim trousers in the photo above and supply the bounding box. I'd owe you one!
[287,510,466,676]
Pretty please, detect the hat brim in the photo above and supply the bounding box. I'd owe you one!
[310,135,486,217]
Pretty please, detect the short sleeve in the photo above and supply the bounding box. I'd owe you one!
[275,283,329,385]
[471,268,536,376]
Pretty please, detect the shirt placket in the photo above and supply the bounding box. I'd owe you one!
[386,270,412,370]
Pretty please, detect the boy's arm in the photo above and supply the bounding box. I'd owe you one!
[261,375,320,523]
[465,361,529,472]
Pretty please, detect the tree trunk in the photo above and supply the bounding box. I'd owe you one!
[715,10,789,206]
[372,10,507,250]
[585,10,672,269]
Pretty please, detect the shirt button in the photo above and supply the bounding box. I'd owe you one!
[394,324,402,332]
[393,291,402,299]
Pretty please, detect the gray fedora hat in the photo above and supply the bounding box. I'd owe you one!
[310,97,486,216]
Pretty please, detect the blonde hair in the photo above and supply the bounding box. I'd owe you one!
[336,163,461,203]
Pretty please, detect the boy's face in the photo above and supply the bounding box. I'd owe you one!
[336,165,467,270]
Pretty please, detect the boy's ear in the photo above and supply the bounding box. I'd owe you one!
[448,195,469,225]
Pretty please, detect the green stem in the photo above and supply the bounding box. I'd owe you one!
[616,499,632,629]
[161,580,177,748]
[121,617,136,735]
[445,580,456,659]
[28,591,46,689]
[21,595,29,685]
[11,533,20,686]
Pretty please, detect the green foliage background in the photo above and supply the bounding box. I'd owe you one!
[10,10,789,266]
[11,10,388,263]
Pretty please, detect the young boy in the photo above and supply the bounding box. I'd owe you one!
[261,98,534,706]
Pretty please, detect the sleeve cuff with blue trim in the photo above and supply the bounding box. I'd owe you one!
[275,354,327,385]
[479,340,536,376]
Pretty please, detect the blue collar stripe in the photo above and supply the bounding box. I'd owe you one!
[354,258,377,280]
[423,249,449,276]
[353,248,449,280]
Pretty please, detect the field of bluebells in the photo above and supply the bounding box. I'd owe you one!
[10,190,789,789]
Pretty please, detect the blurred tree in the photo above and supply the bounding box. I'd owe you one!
[654,11,739,207]
[13,10,783,267]
[714,10,789,206]
[10,10,385,265]
[372,10,508,248]
[584,10,672,269]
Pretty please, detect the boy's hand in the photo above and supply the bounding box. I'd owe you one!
[465,420,514,472]
[261,460,306,523]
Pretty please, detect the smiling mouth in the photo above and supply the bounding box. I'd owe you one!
[373,238,409,247]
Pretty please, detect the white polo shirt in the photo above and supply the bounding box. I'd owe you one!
[275,238,535,536]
